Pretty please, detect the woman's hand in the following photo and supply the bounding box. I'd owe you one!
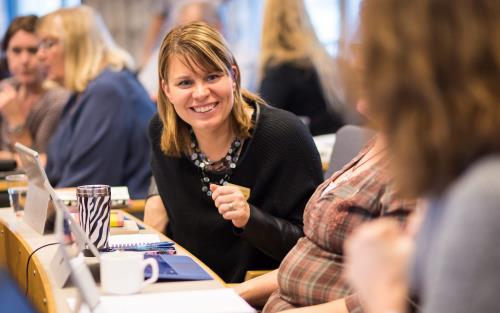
[0,84,24,125]
[345,219,413,313]
[0,84,19,115]
[210,184,250,228]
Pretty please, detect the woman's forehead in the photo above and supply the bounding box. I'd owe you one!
[37,15,63,39]
[170,53,222,75]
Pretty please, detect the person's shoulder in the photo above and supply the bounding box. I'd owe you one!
[85,69,147,106]
[148,113,163,140]
[253,104,317,156]
[258,103,309,134]
[267,60,312,71]
[444,155,500,221]
[451,155,500,197]
[42,84,70,105]
[89,68,142,93]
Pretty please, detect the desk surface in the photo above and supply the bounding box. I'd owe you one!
[0,208,224,313]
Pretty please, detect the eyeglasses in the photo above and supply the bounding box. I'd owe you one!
[38,38,59,50]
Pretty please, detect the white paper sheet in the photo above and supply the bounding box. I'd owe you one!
[68,288,256,313]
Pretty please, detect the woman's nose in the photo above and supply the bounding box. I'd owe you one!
[193,82,209,100]
[20,51,31,64]
[37,47,46,60]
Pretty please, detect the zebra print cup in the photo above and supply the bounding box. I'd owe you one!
[77,185,111,252]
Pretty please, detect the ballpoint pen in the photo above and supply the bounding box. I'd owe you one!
[144,249,176,255]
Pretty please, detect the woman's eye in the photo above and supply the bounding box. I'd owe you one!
[177,80,192,87]
[206,74,221,82]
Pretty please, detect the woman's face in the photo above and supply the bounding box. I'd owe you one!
[6,30,43,85]
[162,54,236,134]
[37,33,64,83]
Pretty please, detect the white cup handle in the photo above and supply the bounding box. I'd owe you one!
[142,258,159,288]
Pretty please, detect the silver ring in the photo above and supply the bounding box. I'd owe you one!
[228,202,234,210]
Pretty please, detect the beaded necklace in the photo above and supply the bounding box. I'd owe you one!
[189,130,242,196]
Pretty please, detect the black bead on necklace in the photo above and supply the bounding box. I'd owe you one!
[189,130,242,197]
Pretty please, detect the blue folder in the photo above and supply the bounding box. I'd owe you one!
[144,255,213,281]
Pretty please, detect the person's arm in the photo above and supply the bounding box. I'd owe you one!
[144,195,168,233]
[31,88,68,152]
[210,182,305,261]
[422,168,500,313]
[231,113,323,261]
[234,269,279,308]
[0,83,32,147]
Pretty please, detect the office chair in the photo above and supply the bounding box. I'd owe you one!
[325,125,375,179]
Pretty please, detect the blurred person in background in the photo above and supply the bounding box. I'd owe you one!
[0,15,68,156]
[258,0,350,136]
[37,6,155,199]
[138,0,222,99]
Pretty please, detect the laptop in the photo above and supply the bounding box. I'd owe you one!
[14,143,100,258]
[15,143,213,283]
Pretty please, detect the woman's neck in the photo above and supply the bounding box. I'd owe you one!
[193,122,235,161]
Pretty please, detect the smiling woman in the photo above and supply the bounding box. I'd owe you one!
[147,22,324,283]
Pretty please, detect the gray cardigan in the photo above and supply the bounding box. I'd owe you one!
[411,155,500,313]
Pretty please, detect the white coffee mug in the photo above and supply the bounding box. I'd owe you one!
[100,251,159,295]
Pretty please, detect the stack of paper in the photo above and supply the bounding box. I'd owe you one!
[68,288,256,313]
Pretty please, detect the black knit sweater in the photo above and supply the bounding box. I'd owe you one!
[149,103,323,282]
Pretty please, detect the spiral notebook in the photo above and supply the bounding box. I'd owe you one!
[108,234,161,248]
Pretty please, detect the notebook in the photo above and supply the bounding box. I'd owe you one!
[108,234,161,248]
[144,255,213,281]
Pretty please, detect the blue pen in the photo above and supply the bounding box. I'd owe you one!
[139,242,175,249]
[123,244,176,252]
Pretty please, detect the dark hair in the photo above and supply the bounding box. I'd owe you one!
[1,15,38,52]
[362,0,500,197]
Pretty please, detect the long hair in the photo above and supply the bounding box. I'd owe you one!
[37,5,134,92]
[259,0,346,117]
[157,21,264,157]
[362,0,500,196]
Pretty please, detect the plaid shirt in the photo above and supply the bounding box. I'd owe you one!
[263,139,414,313]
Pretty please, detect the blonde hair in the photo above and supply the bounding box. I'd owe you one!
[157,22,264,157]
[259,0,345,116]
[362,0,500,196]
[37,5,134,92]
